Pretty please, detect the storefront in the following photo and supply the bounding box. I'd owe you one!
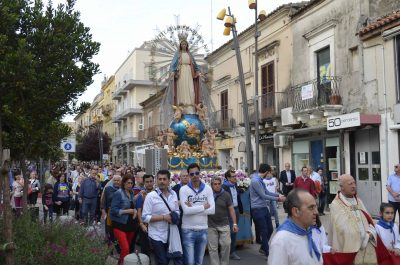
[259,133,278,170]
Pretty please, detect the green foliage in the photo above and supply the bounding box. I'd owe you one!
[0,216,110,265]
[0,0,100,161]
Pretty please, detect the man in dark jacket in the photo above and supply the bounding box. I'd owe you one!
[279,162,296,196]
[223,169,243,260]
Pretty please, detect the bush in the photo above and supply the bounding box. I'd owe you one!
[0,216,110,265]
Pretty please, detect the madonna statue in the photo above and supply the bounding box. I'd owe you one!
[170,39,201,114]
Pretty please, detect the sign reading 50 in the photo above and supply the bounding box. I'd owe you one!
[328,118,341,128]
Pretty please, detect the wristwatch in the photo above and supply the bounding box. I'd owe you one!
[233,224,238,226]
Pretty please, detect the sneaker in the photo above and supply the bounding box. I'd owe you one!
[230,253,241,260]
[259,248,265,255]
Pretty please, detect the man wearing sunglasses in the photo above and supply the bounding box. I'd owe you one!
[180,163,215,265]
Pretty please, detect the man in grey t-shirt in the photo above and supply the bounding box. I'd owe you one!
[208,176,238,265]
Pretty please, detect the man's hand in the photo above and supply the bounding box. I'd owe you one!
[203,201,210,209]
[163,214,172,223]
[232,224,239,233]
[140,223,148,233]
[278,195,286,202]
[44,205,48,211]
[55,201,62,205]
[78,198,82,204]
[185,201,192,207]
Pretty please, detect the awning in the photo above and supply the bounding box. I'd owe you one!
[273,125,326,136]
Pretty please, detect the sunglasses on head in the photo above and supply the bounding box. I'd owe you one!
[189,171,200,176]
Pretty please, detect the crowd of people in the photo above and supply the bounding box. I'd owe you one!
[8,161,400,265]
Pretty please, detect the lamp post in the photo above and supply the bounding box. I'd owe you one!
[249,0,267,170]
[217,7,253,174]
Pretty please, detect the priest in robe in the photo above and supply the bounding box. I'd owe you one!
[327,174,377,265]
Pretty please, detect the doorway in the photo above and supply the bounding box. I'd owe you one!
[354,128,381,216]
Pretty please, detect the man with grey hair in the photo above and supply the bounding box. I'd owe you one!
[327,174,377,265]
[208,176,238,265]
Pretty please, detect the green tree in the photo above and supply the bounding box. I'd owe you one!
[0,1,100,262]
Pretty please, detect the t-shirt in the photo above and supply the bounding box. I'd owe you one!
[263,177,277,193]
[208,191,232,228]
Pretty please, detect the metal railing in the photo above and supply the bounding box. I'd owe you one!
[209,109,234,131]
[289,76,342,112]
[259,91,291,120]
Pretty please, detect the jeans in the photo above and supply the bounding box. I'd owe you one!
[268,200,279,227]
[182,228,208,265]
[150,238,183,265]
[43,205,54,223]
[81,197,97,225]
[208,225,231,265]
[228,207,240,253]
[251,207,273,257]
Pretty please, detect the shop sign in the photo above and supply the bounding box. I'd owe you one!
[327,112,361,130]
[301,84,314,100]
[259,133,273,142]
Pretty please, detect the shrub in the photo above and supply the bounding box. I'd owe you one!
[0,216,110,265]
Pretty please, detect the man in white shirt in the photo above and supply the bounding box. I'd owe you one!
[268,189,322,265]
[180,163,215,265]
[142,169,182,265]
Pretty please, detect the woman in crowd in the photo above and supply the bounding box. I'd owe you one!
[28,171,41,206]
[110,175,138,265]
[11,173,24,217]
[53,173,71,216]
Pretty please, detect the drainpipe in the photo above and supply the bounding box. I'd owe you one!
[381,45,389,181]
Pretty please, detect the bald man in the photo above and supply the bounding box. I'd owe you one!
[327,174,377,265]
[279,163,296,196]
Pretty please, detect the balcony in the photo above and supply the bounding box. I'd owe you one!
[120,131,140,144]
[112,87,127,100]
[112,105,143,123]
[259,91,291,121]
[209,109,235,132]
[290,76,342,115]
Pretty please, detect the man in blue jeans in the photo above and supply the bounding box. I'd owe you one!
[250,163,285,259]
[180,163,215,265]
[79,168,101,225]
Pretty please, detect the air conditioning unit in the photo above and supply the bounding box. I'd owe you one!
[138,124,144,130]
[274,134,289,148]
[281,107,296,126]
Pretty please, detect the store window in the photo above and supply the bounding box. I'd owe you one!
[326,137,340,178]
[293,141,310,176]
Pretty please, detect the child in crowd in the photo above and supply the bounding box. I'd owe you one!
[311,214,334,254]
[263,170,280,228]
[376,202,400,254]
[42,184,54,223]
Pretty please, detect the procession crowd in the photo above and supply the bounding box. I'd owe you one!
[7,161,400,265]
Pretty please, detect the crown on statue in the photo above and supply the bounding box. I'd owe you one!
[178,31,189,43]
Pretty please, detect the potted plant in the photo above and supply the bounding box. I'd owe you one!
[329,94,341,105]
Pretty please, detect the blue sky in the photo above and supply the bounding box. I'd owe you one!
[48,0,301,121]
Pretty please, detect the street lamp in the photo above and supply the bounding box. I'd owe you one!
[248,0,267,170]
[217,7,254,174]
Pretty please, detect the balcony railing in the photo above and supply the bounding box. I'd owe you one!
[209,109,234,131]
[145,125,164,140]
[238,91,291,125]
[259,91,291,120]
[290,76,341,112]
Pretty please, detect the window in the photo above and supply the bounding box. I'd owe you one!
[316,47,331,104]
[220,90,228,128]
[396,35,400,102]
[261,61,275,118]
